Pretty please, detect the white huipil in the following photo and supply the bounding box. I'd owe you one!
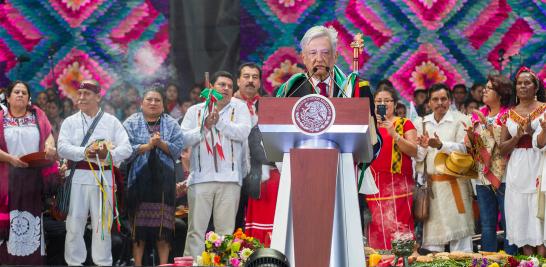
[505,108,545,247]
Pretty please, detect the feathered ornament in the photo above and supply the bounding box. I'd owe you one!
[199,88,225,171]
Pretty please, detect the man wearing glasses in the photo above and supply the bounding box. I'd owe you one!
[276,25,360,98]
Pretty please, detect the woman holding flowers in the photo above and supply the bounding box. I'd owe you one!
[465,74,516,254]
[366,86,418,249]
[123,86,184,266]
[501,67,546,256]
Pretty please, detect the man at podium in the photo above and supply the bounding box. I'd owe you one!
[275,25,372,100]
[268,25,381,266]
[275,24,381,232]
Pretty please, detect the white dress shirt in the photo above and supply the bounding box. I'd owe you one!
[311,76,332,96]
[57,110,133,185]
[414,110,469,175]
[181,99,251,186]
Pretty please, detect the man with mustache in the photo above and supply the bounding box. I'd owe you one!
[57,80,132,266]
[414,83,474,253]
[234,62,262,125]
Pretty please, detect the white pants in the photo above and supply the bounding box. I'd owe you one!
[64,183,113,266]
[422,236,473,252]
[183,182,241,258]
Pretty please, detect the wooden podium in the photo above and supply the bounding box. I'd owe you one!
[258,96,372,267]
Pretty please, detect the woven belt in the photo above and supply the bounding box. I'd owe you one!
[72,161,112,171]
[515,135,532,149]
[430,174,465,214]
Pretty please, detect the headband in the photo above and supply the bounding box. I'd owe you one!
[78,82,100,94]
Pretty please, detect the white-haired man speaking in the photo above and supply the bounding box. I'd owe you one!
[276,25,369,98]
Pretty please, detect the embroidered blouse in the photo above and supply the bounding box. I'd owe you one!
[3,110,39,157]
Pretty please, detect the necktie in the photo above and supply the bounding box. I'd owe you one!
[317,82,328,97]
[242,94,260,115]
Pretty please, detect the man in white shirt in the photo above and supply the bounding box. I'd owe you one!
[181,71,251,258]
[414,83,474,253]
[57,80,132,266]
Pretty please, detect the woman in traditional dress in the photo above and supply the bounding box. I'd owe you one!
[466,74,516,254]
[123,87,184,266]
[501,67,546,256]
[0,81,58,265]
[366,86,418,249]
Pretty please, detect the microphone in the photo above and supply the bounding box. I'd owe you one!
[287,67,318,97]
[324,66,348,97]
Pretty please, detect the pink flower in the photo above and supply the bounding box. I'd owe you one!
[230,257,241,267]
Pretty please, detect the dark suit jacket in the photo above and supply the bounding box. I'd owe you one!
[284,78,343,97]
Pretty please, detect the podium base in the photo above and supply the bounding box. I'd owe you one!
[271,151,366,267]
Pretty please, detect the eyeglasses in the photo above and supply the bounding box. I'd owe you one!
[306,49,331,59]
[374,99,394,104]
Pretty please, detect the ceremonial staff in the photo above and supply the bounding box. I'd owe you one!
[204,72,219,172]
[350,33,364,72]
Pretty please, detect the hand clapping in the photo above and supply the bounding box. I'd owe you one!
[417,131,442,149]
[150,132,161,147]
[539,113,546,133]
[205,108,219,129]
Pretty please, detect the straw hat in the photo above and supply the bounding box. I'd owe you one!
[434,151,478,179]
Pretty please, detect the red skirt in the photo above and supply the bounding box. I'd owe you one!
[365,170,415,250]
[244,169,280,247]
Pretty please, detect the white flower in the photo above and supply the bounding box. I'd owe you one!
[240,248,253,261]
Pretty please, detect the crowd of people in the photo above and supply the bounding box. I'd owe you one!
[0,24,545,266]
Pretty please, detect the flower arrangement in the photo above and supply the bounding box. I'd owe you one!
[197,228,263,267]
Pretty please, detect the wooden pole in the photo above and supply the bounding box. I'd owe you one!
[204,72,219,172]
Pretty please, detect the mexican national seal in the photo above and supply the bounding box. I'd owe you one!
[292,94,335,135]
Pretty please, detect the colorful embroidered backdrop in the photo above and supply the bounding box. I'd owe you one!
[2,0,546,102]
[0,0,170,102]
[241,0,546,101]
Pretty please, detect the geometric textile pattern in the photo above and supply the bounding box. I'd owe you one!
[241,0,546,100]
[0,0,170,102]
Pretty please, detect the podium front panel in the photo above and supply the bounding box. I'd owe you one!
[258,98,372,162]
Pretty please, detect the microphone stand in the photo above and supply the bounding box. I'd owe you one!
[508,56,513,78]
[48,48,57,92]
[497,49,505,75]
[287,68,318,97]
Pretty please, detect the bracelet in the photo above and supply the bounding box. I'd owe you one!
[394,134,401,143]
